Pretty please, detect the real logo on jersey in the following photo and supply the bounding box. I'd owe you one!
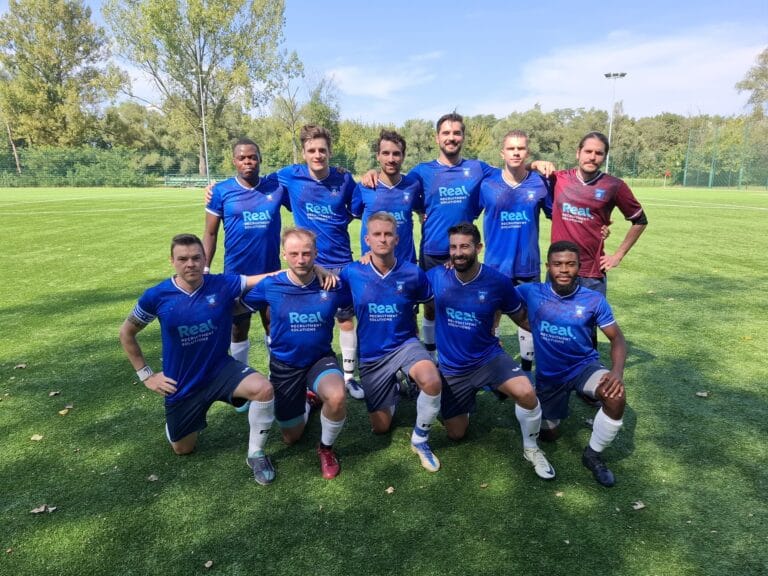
[594,189,606,200]
[438,185,470,199]
[178,319,215,337]
[243,210,272,222]
[500,210,530,223]
[561,202,592,218]
[289,311,325,324]
[540,320,575,338]
[368,303,401,314]
[306,202,336,216]
[446,307,479,322]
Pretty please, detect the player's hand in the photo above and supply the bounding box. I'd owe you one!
[203,181,216,205]
[358,252,372,265]
[600,253,622,272]
[597,371,624,399]
[314,265,338,289]
[530,160,556,177]
[145,372,178,397]
[601,221,612,240]
[360,169,378,188]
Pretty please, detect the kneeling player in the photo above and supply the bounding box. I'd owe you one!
[516,241,627,487]
[428,223,554,480]
[119,234,277,485]
[340,212,443,472]
[242,228,349,479]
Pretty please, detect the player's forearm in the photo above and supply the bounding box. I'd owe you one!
[202,235,217,268]
[608,332,627,376]
[119,324,148,371]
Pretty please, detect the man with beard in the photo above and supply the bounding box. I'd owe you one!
[516,241,627,487]
[427,223,555,480]
[204,139,289,370]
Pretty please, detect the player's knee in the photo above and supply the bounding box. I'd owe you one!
[281,427,303,445]
[323,385,346,412]
[602,395,625,418]
[446,426,467,441]
[171,442,195,456]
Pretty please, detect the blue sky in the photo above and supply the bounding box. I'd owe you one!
[2,0,766,124]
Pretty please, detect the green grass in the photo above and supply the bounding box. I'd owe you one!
[1,186,767,576]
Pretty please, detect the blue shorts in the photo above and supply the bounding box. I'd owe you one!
[164,358,256,442]
[269,355,342,426]
[579,275,607,296]
[535,361,608,420]
[359,339,433,413]
[441,353,524,420]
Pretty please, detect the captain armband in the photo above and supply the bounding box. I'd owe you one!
[629,211,648,225]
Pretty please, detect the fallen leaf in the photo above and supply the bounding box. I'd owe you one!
[615,507,620,512]
[741,335,753,341]
[5,548,12,554]
[64,403,74,409]
[30,434,43,441]
[695,391,709,398]
[555,491,564,497]
[48,391,61,397]
[58,409,70,416]
[30,504,56,514]
[646,290,655,294]
[632,501,646,510]
[480,483,489,489]
[666,297,675,301]
[204,560,214,569]
[147,474,159,482]
[385,486,395,494]
[564,540,570,544]
[14,363,27,369]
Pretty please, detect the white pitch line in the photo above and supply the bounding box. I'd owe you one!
[1,203,196,216]
[643,200,768,211]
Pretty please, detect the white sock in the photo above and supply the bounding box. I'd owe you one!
[230,340,250,364]
[247,399,274,456]
[320,412,346,447]
[340,329,357,380]
[518,328,534,362]
[411,390,441,444]
[589,408,623,452]
[421,319,435,348]
[263,334,272,352]
[515,401,542,449]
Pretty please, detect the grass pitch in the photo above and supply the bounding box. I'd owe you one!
[1,185,767,576]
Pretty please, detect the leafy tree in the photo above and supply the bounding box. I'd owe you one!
[0,0,125,148]
[736,47,768,117]
[104,0,301,175]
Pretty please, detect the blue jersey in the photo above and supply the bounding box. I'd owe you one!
[516,282,616,383]
[480,169,551,279]
[410,159,494,256]
[350,175,423,263]
[132,274,245,404]
[428,265,523,375]
[273,165,355,268]
[242,272,351,368]
[340,260,433,362]
[205,176,289,274]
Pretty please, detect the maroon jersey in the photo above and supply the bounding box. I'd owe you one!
[550,169,643,278]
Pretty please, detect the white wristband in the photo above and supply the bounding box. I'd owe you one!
[203,266,210,273]
[136,366,154,382]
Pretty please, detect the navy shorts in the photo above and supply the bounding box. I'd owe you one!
[441,353,525,420]
[164,358,256,442]
[359,340,433,413]
[269,355,342,426]
[418,251,449,272]
[535,361,608,420]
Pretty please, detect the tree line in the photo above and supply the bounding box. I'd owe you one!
[1,0,766,186]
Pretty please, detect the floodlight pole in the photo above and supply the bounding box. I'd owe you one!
[604,72,627,174]
[197,69,211,183]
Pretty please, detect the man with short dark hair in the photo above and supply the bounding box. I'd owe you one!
[516,241,627,487]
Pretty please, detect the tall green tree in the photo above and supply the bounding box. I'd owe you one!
[104,0,300,175]
[736,47,768,117]
[0,0,125,148]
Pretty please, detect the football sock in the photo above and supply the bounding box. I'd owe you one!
[320,412,346,447]
[515,401,542,449]
[247,399,274,456]
[340,329,357,381]
[411,390,441,444]
[230,340,250,364]
[588,408,623,452]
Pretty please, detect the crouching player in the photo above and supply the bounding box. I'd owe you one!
[242,228,349,479]
[119,234,277,485]
[428,223,555,480]
[516,241,627,487]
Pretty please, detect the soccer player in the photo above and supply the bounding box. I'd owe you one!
[340,212,443,472]
[350,130,422,264]
[203,138,289,367]
[241,227,349,479]
[119,234,277,485]
[427,223,555,480]
[479,130,551,372]
[516,241,627,487]
[273,125,364,400]
[542,131,648,296]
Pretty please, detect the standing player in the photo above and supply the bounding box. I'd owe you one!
[516,241,627,487]
[203,138,289,368]
[479,130,550,372]
[274,125,364,400]
[242,228,349,479]
[541,131,648,296]
[350,130,422,263]
[340,212,443,472]
[119,234,277,485]
[427,223,555,480]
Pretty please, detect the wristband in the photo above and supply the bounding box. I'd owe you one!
[203,266,210,274]
[136,366,154,382]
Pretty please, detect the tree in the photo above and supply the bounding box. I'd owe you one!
[736,47,768,117]
[104,0,301,175]
[0,0,125,148]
